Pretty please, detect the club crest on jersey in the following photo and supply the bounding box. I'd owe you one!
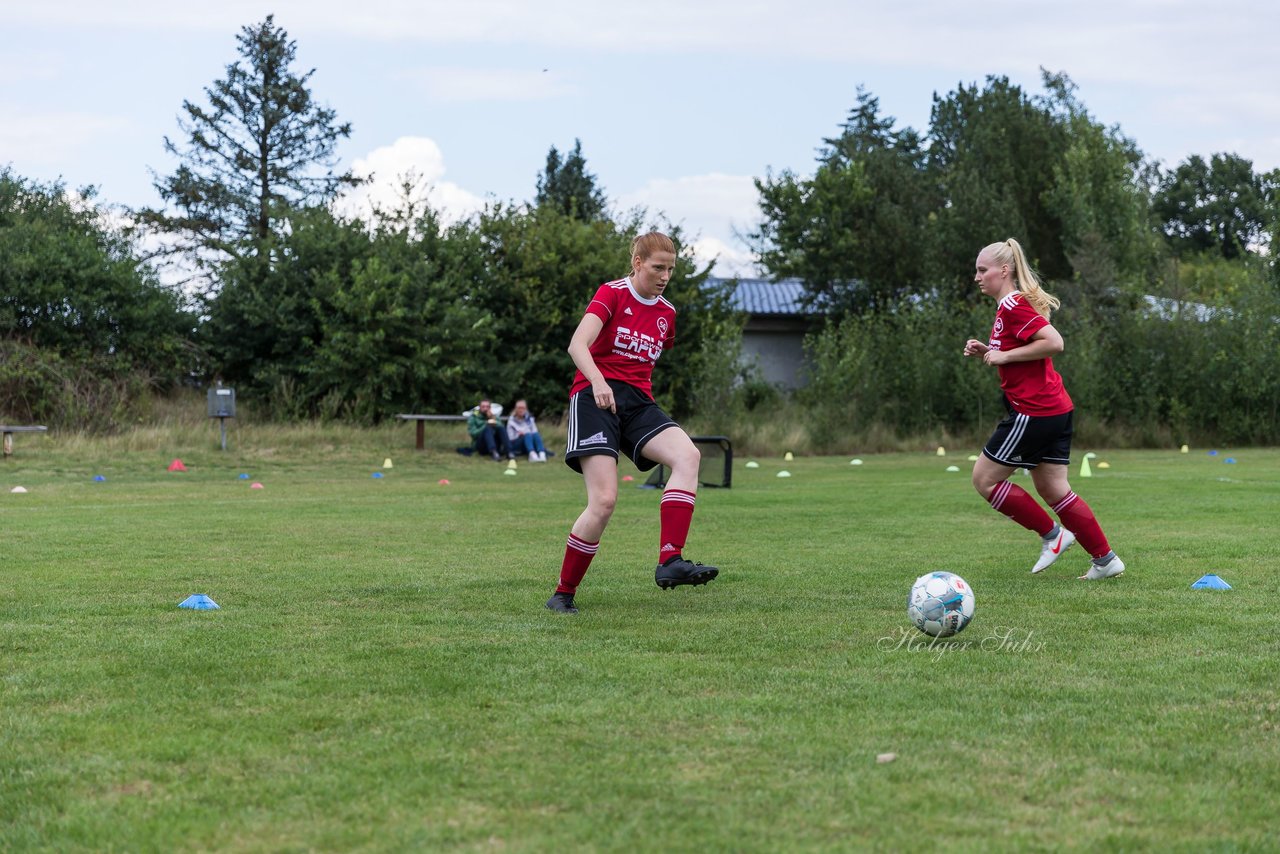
[993,317,1004,335]
[656,317,669,339]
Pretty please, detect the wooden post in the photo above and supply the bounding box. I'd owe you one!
[415,419,425,451]
[2,431,11,458]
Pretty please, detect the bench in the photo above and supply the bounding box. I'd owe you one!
[396,413,507,451]
[397,414,468,451]
[1,425,48,458]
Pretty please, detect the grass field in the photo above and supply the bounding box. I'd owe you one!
[3,429,1279,851]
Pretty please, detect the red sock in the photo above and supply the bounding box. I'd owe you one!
[557,533,599,594]
[1051,492,1111,558]
[659,488,696,563]
[988,480,1055,536]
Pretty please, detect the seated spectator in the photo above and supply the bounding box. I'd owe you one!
[468,398,512,461]
[506,398,549,462]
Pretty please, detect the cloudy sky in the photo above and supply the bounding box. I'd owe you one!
[3,0,1278,275]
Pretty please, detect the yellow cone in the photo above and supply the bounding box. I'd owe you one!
[1080,456,1092,478]
[1097,461,1110,469]
[383,458,393,469]
[507,459,517,470]
[936,446,946,456]
[784,451,794,461]
[1180,444,1189,454]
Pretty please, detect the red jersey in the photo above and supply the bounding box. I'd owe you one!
[989,292,1073,416]
[570,278,676,399]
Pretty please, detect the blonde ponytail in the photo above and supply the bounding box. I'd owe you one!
[985,238,1060,318]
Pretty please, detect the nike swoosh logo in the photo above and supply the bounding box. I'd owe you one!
[1051,533,1065,554]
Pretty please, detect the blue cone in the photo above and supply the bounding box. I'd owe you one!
[238,473,250,479]
[1191,574,1232,590]
[372,472,384,478]
[1208,450,1218,456]
[1224,457,1237,464]
[179,594,220,609]
[93,475,106,482]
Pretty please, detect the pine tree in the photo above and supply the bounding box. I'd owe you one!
[139,15,359,289]
[535,139,607,221]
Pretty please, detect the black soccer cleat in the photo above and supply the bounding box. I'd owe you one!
[655,556,719,590]
[545,592,579,614]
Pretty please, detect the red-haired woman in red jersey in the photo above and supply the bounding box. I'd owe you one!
[545,232,719,614]
[963,238,1126,581]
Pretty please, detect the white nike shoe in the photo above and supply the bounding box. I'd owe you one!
[1079,554,1125,581]
[1032,527,1076,573]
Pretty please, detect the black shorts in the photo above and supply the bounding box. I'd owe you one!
[982,400,1074,468]
[564,380,678,473]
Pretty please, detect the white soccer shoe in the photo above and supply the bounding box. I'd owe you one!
[1079,554,1125,581]
[1032,527,1076,573]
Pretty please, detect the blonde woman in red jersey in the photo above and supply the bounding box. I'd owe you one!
[545,232,719,614]
[963,238,1125,581]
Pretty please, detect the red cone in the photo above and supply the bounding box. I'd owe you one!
[168,459,187,472]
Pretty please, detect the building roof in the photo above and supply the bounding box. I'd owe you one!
[712,277,814,317]
[716,279,1231,324]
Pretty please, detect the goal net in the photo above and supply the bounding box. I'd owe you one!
[643,435,733,489]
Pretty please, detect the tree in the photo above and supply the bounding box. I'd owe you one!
[927,75,1069,297]
[754,89,934,315]
[0,169,193,376]
[461,204,732,419]
[1039,71,1160,291]
[1153,153,1277,260]
[534,139,608,221]
[1,169,196,427]
[205,201,489,420]
[139,15,358,288]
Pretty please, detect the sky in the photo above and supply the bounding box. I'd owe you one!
[3,0,1279,277]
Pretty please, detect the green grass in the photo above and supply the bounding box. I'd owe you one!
[3,432,1279,851]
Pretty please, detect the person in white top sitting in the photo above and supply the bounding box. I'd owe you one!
[505,398,548,461]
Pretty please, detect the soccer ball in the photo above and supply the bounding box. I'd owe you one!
[908,571,976,638]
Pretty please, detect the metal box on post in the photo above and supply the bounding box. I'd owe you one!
[208,386,235,449]
[207,387,236,418]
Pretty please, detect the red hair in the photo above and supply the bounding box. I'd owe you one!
[631,232,675,264]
